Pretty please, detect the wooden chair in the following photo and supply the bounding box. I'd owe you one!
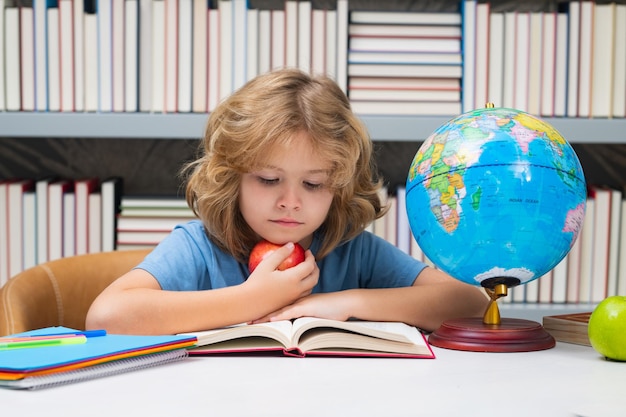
[0,249,151,336]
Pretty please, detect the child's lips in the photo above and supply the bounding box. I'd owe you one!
[272,218,302,227]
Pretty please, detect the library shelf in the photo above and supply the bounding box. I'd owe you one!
[1,112,625,143]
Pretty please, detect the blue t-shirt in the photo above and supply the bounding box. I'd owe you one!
[137,220,428,292]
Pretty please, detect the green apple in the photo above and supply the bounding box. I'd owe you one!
[588,296,626,361]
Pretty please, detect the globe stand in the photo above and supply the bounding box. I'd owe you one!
[428,283,556,352]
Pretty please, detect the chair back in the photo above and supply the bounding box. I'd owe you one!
[0,249,151,336]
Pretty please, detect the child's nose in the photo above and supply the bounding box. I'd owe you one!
[278,186,301,210]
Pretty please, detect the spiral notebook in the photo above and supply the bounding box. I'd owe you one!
[0,327,197,390]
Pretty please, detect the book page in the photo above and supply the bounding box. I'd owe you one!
[291,318,418,345]
[182,321,293,349]
[290,318,429,355]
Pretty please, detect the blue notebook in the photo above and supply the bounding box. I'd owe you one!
[0,326,197,390]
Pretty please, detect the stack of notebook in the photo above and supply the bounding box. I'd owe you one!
[0,326,197,390]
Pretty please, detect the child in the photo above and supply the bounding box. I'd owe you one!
[86,69,488,335]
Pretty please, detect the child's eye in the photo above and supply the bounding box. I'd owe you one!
[258,176,279,185]
[304,181,324,190]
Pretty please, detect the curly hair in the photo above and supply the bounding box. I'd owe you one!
[182,69,387,263]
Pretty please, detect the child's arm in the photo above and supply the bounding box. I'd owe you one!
[86,246,319,335]
[253,267,489,333]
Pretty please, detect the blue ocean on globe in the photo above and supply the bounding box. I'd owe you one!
[406,107,587,288]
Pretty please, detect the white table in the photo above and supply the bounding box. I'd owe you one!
[1,341,624,417]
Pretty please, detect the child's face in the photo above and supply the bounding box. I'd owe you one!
[239,131,334,249]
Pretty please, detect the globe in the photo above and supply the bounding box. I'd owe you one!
[405,107,587,289]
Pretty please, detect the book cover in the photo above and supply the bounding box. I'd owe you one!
[542,312,591,346]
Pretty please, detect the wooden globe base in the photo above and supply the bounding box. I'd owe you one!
[428,317,556,352]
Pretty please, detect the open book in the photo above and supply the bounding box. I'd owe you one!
[180,318,434,358]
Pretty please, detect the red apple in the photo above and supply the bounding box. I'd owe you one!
[248,240,305,273]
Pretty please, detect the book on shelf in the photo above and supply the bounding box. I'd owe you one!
[335,0,349,92]
[247,8,259,81]
[542,312,591,346]
[0,326,197,390]
[124,0,139,112]
[117,230,171,246]
[7,180,34,278]
[577,0,593,118]
[348,88,460,102]
[34,0,48,112]
[177,0,193,113]
[349,10,461,26]
[192,0,208,113]
[73,0,85,112]
[19,4,35,112]
[22,190,37,271]
[112,0,126,113]
[348,24,461,38]
[63,191,76,258]
[539,12,556,117]
[59,0,75,112]
[613,4,626,118]
[101,177,123,252]
[590,3,614,118]
[310,8,326,75]
[75,178,100,255]
[348,51,462,65]
[117,216,191,232]
[4,6,20,111]
[348,76,460,90]
[473,2,489,111]
[618,193,626,295]
[47,180,74,262]
[461,0,476,113]
[349,37,461,54]
[181,317,434,359]
[347,63,462,79]
[553,11,568,117]
[350,100,461,116]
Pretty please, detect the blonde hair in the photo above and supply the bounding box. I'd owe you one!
[183,68,387,262]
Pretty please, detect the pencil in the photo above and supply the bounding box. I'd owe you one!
[0,335,87,350]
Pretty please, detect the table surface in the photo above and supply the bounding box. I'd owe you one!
[1,341,624,416]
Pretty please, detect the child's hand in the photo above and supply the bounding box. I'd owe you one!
[244,245,319,312]
[250,292,351,324]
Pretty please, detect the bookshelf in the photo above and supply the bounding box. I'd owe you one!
[2,112,626,143]
[1,0,624,318]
